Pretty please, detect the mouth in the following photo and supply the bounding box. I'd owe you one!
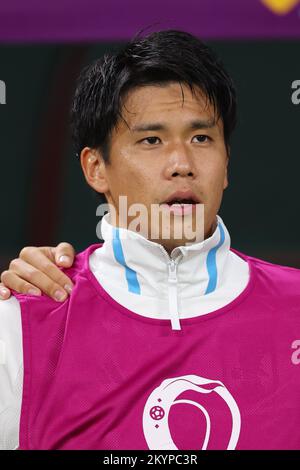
[160,191,201,215]
[165,199,198,205]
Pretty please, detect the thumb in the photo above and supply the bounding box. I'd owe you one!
[54,242,76,267]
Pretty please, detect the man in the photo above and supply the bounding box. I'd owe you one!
[1,29,300,450]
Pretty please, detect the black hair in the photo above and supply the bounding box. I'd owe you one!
[70,29,237,198]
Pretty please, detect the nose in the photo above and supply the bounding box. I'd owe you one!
[163,143,195,179]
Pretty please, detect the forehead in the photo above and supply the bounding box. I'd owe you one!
[119,82,217,127]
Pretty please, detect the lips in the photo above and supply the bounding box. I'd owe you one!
[162,190,200,205]
[160,190,201,216]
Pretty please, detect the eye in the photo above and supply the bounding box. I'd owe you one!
[139,136,161,145]
[192,135,211,143]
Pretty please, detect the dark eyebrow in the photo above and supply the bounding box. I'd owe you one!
[189,119,216,130]
[131,123,166,132]
[131,119,216,133]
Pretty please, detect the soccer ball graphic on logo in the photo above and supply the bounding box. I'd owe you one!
[149,406,165,420]
[143,374,241,450]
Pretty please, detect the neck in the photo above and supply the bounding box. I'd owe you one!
[102,212,218,255]
[89,212,250,330]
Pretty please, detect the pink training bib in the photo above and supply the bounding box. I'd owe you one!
[15,244,300,449]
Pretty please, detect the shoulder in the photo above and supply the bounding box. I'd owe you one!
[231,247,300,296]
[60,243,102,281]
[0,296,23,386]
[0,296,22,339]
[0,297,23,450]
[12,244,103,310]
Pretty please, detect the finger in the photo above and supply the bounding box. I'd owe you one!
[19,246,56,263]
[0,282,11,300]
[54,242,76,268]
[8,258,71,300]
[18,248,74,292]
[1,271,41,297]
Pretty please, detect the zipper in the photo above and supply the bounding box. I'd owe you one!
[158,245,183,331]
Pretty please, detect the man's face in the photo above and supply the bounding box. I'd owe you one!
[85,82,229,252]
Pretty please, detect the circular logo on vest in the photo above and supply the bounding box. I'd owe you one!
[143,374,241,450]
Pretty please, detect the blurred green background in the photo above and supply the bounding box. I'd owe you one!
[0,40,299,271]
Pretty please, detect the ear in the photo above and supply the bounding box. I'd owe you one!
[80,147,109,194]
[223,154,229,190]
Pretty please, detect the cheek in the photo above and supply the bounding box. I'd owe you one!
[121,155,158,192]
[201,160,227,190]
[108,163,154,201]
[199,162,227,213]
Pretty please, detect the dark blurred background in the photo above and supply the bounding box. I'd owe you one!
[0,0,300,271]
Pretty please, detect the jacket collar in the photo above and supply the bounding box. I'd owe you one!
[98,212,230,298]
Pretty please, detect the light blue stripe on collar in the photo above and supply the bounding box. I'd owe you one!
[204,223,225,295]
[112,227,141,294]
